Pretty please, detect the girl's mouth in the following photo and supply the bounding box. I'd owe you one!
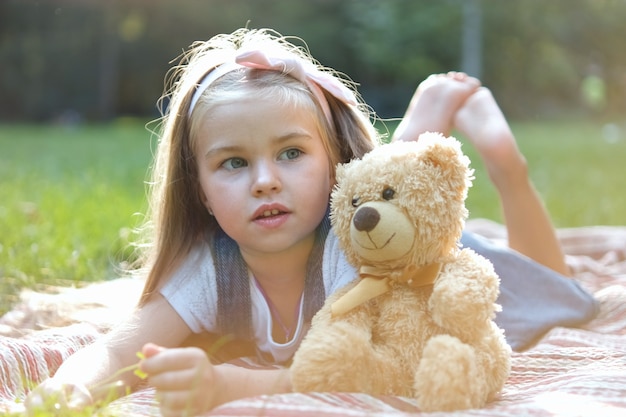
[253,208,289,229]
[257,209,284,219]
[252,204,289,222]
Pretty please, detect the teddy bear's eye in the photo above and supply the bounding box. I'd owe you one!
[351,196,361,207]
[382,187,395,201]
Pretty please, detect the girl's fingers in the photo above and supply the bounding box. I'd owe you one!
[148,369,204,391]
[147,366,211,391]
[138,345,215,415]
[142,346,208,374]
[142,342,165,358]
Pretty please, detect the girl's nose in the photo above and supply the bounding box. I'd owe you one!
[251,161,282,195]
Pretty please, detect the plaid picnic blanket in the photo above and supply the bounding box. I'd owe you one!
[1,220,625,416]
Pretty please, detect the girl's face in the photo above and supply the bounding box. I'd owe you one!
[194,96,333,259]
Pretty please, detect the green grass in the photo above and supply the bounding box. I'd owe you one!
[0,121,153,312]
[460,120,626,227]
[1,119,625,315]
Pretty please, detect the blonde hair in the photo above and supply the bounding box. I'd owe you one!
[137,28,380,304]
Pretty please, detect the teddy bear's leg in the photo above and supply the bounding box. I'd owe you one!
[291,318,393,394]
[414,334,488,412]
[481,324,512,400]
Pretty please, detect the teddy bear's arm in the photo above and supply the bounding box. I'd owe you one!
[428,249,500,338]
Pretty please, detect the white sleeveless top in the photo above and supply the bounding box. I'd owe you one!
[160,229,357,363]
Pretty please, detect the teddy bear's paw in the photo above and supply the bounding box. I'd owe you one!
[291,321,387,393]
[429,255,500,337]
[414,335,489,412]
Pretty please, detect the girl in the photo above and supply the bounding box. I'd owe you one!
[26,28,595,417]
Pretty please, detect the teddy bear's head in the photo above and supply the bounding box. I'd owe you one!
[331,132,473,273]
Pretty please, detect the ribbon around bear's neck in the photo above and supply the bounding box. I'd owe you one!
[331,262,443,317]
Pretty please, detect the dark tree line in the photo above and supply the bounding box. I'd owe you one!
[1,0,625,122]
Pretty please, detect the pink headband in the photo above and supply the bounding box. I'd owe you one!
[188,49,358,123]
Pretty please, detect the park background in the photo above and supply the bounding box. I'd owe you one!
[1,0,625,311]
[2,0,626,121]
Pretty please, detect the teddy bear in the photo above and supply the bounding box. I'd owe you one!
[290,132,511,412]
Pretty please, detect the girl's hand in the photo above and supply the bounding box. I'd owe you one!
[24,378,93,416]
[140,343,219,417]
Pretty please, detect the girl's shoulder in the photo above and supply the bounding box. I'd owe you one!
[164,238,215,288]
[159,238,219,333]
[323,227,357,295]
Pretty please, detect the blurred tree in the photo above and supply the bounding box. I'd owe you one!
[0,1,102,120]
[98,0,121,121]
[0,0,625,122]
[480,0,626,119]
[341,0,464,115]
[461,0,482,79]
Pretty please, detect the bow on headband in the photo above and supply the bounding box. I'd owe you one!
[188,49,358,123]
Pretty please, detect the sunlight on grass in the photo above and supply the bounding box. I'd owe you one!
[459,120,626,228]
[0,122,152,313]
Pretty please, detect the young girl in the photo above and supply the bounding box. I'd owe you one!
[26,28,594,416]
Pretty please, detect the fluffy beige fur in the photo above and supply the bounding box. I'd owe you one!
[291,133,511,412]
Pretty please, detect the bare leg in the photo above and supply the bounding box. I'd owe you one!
[454,88,570,276]
[392,72,481,142]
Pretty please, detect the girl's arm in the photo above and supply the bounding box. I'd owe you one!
[26,293,193,412]
[140,343,292,416]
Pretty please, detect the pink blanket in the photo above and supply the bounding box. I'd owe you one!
[1,220,625,416]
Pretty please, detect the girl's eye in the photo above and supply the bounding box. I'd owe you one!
[279,148,302,160]
[222,157,247,170]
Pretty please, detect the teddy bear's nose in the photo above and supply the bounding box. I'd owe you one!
[353,206,380,232]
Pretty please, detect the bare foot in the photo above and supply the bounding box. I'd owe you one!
[392,72,481,142]
[453,87,528,188]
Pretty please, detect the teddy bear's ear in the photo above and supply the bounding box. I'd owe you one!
[330,159,355,214]
[334,159,349,185]
[417,132,473,193]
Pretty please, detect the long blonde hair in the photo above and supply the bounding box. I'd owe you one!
[137,28,380,305]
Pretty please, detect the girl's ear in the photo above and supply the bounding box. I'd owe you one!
[198,186,214,215]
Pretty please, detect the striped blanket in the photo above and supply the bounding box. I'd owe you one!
[1,220,625,416]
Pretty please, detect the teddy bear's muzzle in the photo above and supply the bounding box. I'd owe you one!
[350,201,415,263]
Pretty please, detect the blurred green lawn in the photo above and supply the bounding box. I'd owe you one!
[0,121,153,311]
[462,120,626,227]
[0,119,625,312]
